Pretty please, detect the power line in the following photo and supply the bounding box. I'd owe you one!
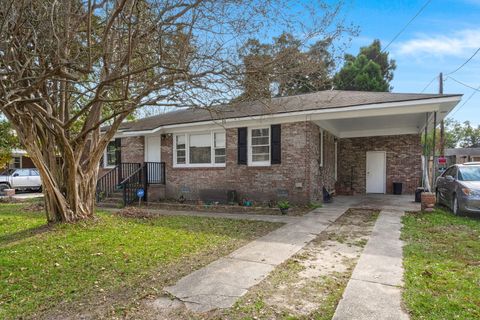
[420,75,438,93]
[445,47,480,76]
[450,85,480,117]
[383,0,433,53]
[330,0,433,100]
[447,76,480,92]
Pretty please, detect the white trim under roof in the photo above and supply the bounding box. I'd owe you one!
[114,95,461,138]
[11,149,28,156]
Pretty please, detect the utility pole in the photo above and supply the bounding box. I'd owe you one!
[432,111,437,189]
[439,72,445,156]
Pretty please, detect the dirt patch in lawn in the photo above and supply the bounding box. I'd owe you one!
[127,208,378,320]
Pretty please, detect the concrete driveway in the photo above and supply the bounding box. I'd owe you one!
[149,194,419,315]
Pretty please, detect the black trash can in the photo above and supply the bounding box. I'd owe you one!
[415,187,424,203]
[393,182,403,195]
[227,190,237,204]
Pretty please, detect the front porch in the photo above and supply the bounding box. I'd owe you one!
[96,161,166,207]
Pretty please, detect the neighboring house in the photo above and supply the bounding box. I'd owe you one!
[100,90,461,204]
[1,149,36,170]
[445,147,480,164]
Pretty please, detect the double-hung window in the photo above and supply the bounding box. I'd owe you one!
[12,156,21,169]
[175,135,186,164]
[174,131,226,167]
[249,127,270,166]
[189,133,211,164]
[214,132,226,164]
[104,141,117,167]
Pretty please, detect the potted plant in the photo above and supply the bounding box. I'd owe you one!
[278,200,290,215]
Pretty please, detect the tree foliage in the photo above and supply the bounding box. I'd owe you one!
[236,10,358,100]
[0,120,19,169]
[423,119,480,155]
[0,0,352,223]
[334,39,396,92]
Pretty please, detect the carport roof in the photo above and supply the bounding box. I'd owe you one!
[116,90,461,133]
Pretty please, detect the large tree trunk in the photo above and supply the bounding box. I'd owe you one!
[42,167,99,223]
[14,121,105,223]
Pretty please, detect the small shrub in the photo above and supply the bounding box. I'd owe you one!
[277,200,290,210]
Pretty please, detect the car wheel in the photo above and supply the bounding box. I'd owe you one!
[452,194,460,216]
[0,183,9,193]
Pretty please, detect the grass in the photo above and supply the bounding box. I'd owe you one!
[0,202,281,319]
[402,209,480,320]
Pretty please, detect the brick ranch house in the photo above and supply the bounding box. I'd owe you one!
[99,90,461,205]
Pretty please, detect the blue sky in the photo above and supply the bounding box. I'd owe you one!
[340,0,480,125]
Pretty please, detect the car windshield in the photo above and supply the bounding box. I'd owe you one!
[0,169,15,176]
[458,166,480,181]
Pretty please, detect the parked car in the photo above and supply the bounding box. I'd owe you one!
[0,168,42,193]
[436,164,480,215]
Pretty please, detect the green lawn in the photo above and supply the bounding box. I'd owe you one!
[0,202,281,319]
[402,209,480,320]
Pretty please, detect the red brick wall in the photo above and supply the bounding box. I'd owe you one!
[121,136,144,163]
[336,134,422,195]
[162,122,314,204]
[307,125,336,202]
[21,156,35,168]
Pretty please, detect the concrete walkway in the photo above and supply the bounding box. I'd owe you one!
[164,206,348,312]
[332,208,410,320]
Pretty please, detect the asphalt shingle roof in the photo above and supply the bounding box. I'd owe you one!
[118,90,461,132]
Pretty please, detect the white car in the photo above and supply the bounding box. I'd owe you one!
[0,168,42,193]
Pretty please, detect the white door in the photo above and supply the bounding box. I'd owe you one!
[145,136,161,162]
[366,151,386,193]
[145,136,161,181]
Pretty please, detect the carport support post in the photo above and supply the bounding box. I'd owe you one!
[424,113,428,190]
[431,111,437,189]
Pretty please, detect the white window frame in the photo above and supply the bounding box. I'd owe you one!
[319,129,324,167]
[103,140,117,168]
[248,126,271,167]
[173,130,226,168]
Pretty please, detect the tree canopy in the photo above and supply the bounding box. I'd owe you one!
[423,119,480,156]
[333,39,396,92]
[236,27,357,100]
[0,0,354,223]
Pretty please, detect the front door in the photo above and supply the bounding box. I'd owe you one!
[145,136,161,181]
[366,151,386,193]
[145,136,161,162]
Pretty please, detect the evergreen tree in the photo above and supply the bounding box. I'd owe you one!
[334,40,396,91]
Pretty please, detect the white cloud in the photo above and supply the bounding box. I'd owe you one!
[395,29,480,57]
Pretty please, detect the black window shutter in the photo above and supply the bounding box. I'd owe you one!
[238,127,247,165]
[114,138,122,166]
[271,124,281,164]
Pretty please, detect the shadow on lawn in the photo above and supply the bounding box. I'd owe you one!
[0,224,51,246]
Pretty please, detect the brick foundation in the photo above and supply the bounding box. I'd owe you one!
[336,134,422,195]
